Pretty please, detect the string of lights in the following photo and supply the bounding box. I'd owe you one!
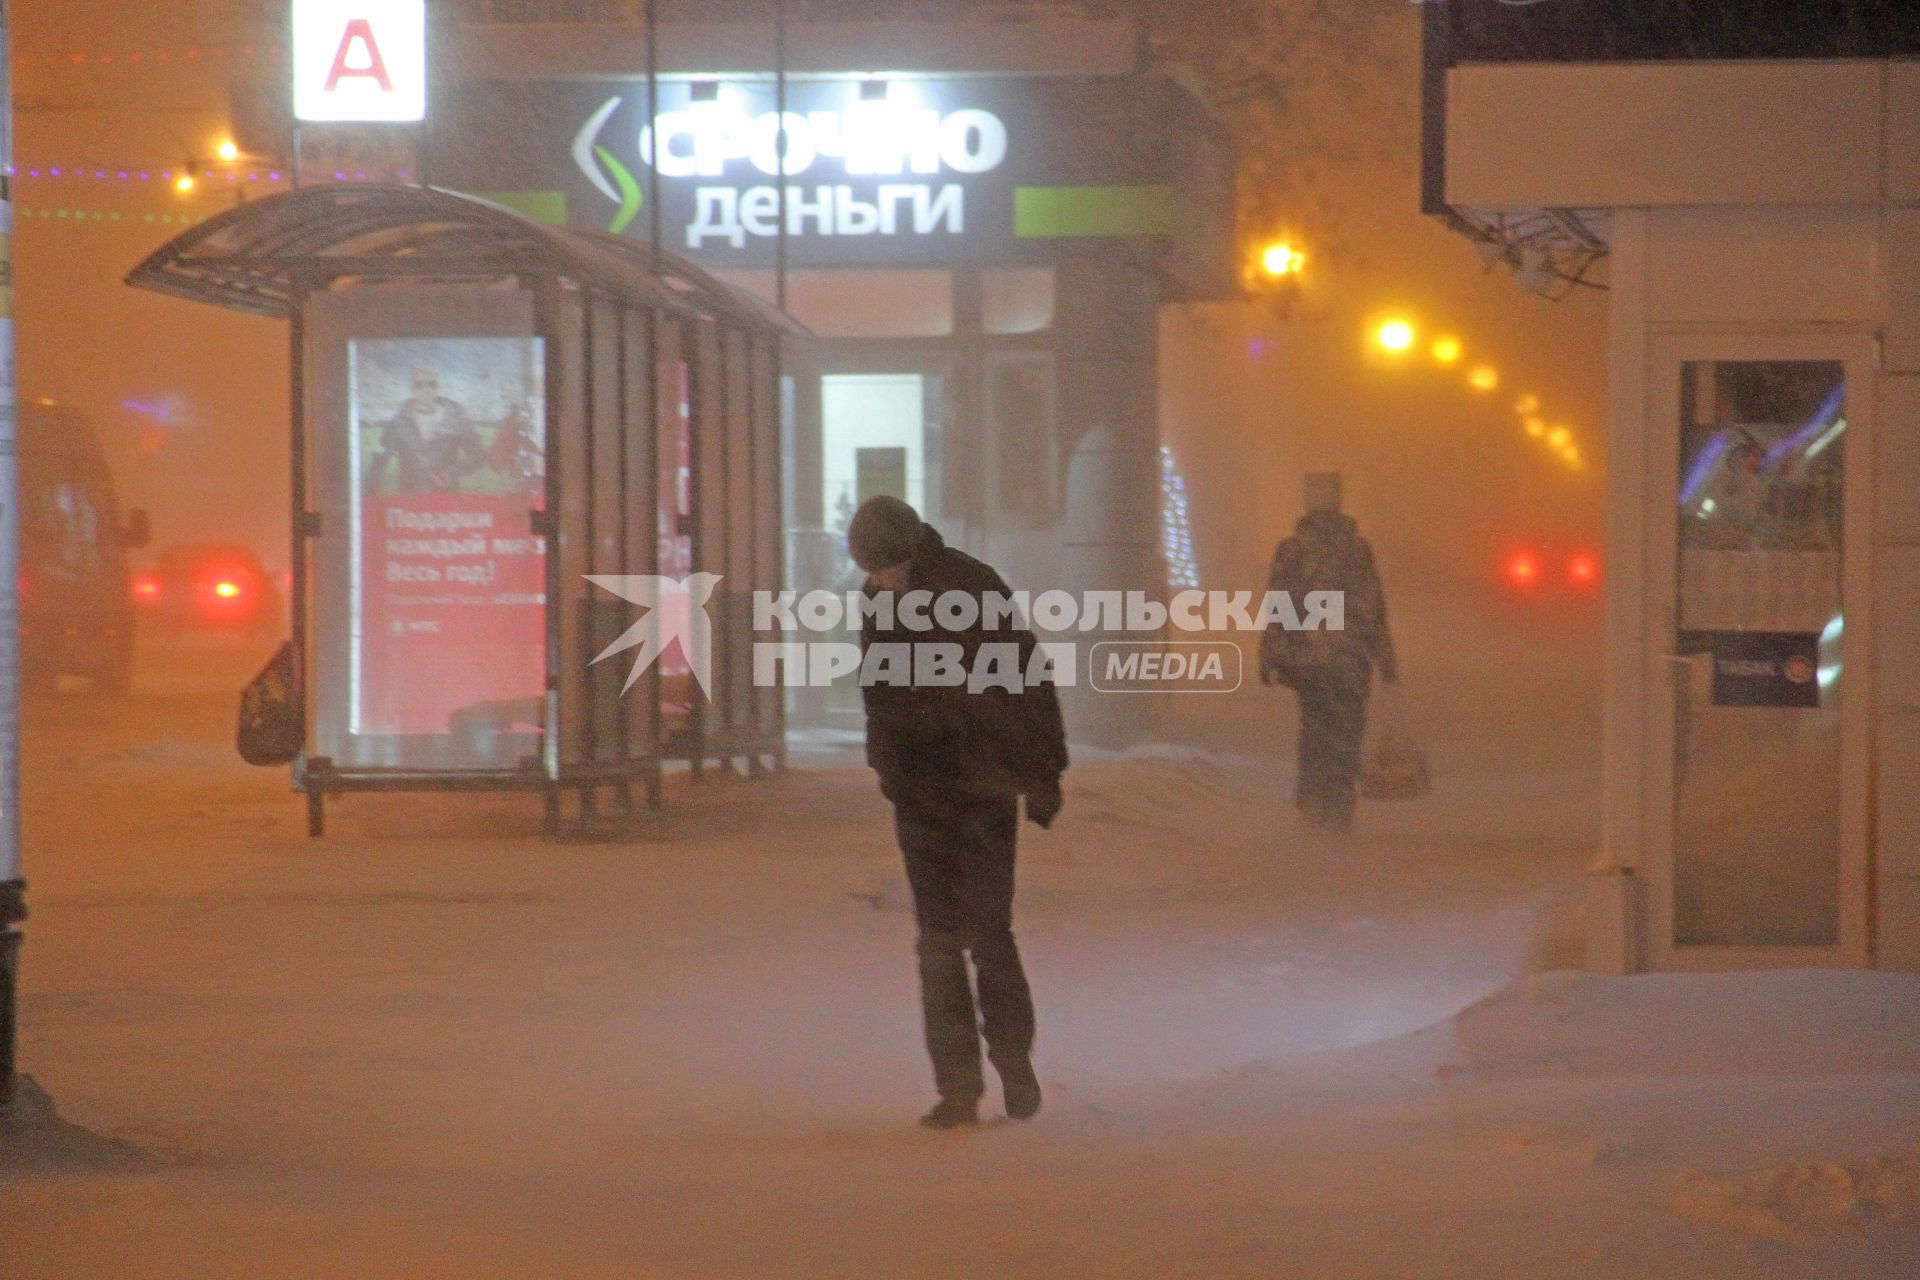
[1159,446,1201,590]
[7,165,408,183]
[15,206,209,225]
[9,165,286,184]
[10,43,281,70]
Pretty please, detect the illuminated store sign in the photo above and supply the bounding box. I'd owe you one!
[569,83,1007,248]
[435,77,1199,269]
[293,0,427,123]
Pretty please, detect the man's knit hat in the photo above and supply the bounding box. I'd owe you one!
[847,495,922,572]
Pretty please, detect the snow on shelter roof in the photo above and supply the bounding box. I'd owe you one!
[125,184,806,337]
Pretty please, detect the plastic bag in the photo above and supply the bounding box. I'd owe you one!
[237,641,303,767]
[1359,689,1431,802]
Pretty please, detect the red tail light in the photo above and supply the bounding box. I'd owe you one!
[1567,553,1600,587]
[1505,551,1540,588]
[212,578,243,600]
[132,574,162,604]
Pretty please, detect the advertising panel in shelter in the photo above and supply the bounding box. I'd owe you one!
[348,336,548,743]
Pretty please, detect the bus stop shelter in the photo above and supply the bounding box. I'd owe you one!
[127,185,800,836]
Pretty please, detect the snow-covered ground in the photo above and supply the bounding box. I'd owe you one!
[4,641,1917,1278]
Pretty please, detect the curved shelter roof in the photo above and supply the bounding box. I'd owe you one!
[125,183,804,337]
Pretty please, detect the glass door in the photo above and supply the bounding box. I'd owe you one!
[1647,333,1873,967]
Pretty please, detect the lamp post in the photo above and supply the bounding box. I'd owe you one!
[0,0,26,1108]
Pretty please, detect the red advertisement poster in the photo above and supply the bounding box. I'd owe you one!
[351,337,547,740]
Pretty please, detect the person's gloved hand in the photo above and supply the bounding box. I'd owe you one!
[1025,781,1064,830]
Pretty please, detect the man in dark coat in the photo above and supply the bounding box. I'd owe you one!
[1260,473,1397,835]
[848,496,1068,1130]
[368,366,483,494]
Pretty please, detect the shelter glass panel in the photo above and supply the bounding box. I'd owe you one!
[752,338,785,743]
[725,328,756,732]
[692,321,729,740]
[306,284,547,772]
[588,295,628,765]
[623,308,660,761]
[657,321,695,740]
[552,287,591,770]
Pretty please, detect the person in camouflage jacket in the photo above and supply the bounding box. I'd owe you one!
[1260,473,1397,834]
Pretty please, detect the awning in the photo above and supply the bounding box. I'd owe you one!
[125,183,807,337]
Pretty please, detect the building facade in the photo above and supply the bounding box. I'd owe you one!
[422,9,1237,730]
[1427,0,1920,972]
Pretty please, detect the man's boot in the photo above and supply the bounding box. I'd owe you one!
[919,1097,979,1130]
[997,1056,1042,1121]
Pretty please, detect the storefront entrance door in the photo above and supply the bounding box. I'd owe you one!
[1645,332,1874,967]
[822,373,928,542]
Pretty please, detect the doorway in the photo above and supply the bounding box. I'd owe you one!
[821,373,928,540]
[1645,332,1874,967]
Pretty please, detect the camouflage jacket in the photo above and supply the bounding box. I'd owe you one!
[1262,511,1397,681]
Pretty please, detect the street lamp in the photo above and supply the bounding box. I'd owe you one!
[1375,319,1415,353]
[1260,241,1305,279]
[1467,364,1499,391]
[1430,334,1462,365]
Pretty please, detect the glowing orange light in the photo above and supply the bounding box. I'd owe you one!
[1515,394,1540,415]
[1376,320,1415,353]
[1546,425,1572,449]
[1261,241,1305,278]
[1523,417,1547,438]
[213,579,242,599]
[215,139,240,163]
[1430,335,1462,365]
[174,173,196,194]
[1568,553,1600,586]
[1506,552,1540,588]
[1468,364,1499,391]
[133,576,161,601]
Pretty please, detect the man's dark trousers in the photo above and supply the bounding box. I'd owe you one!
[1294,655,1371,832]
[894,791,1033,1104]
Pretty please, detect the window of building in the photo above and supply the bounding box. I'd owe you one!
[986,351,1057,527]
[982,267,1056,335]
